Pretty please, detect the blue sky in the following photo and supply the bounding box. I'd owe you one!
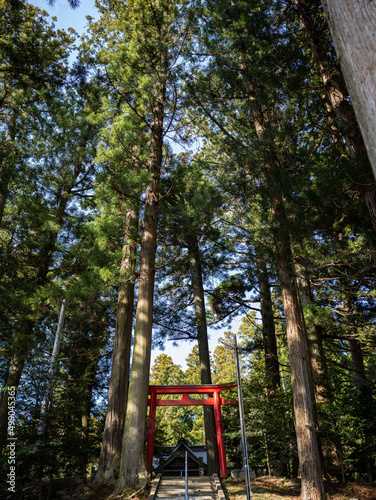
[31,0,98,34]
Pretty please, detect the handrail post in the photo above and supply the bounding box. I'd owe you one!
[234,334,252,500]
[185,450,188,500]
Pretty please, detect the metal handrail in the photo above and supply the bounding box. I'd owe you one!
[221,335,253,500]
[234,335,253,500]
[185,450,188,500]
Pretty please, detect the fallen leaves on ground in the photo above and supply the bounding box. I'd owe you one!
[223,476,376,500]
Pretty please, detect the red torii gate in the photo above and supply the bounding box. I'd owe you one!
[147,383,236,478]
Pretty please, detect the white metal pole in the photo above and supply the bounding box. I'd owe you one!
[185,450,188,500]
[234,334,252,500]
[37,299,67,437]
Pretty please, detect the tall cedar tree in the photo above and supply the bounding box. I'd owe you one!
[84,0,193,491]
[187,1,326,497]
[89,75,146,484]
[155,159,226,474]
[96,206,139,484]
[0,2,73,441]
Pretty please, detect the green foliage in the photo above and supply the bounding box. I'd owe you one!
[150,354,185,386]
[212,319,296,475]
[181,346,206,444]
[0,303,111,481]
[149,354,196,453]
[212,331,237,384]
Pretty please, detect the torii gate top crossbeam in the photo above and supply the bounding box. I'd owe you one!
[148,383,236,393]
[148,383,236,407]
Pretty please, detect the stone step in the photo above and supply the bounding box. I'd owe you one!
[155,476,217,500]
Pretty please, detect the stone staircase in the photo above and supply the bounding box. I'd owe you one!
[149,474,225,500]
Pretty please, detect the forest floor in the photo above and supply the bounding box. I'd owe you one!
[223,476,376,500]
[81,476,376,500]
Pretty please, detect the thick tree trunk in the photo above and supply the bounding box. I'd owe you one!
[0,113,16,228]
[292,0,376,231]
[254,246,281,394]
[187,238,220,476]
[309,324,327,403]
[293,265,334,479]
[114,185,159,493]
[114,72,166,493]
[96,208,138,485]
[294,264,328,403]
[251,109,325,499]
[270,191,325,499]
[0,330,29,454]
[319,0,376,179]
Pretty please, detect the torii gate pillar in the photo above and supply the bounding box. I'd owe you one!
[147,383,236,478]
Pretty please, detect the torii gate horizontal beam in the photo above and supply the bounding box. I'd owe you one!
[148,383,236,394]
[147,383,236,478]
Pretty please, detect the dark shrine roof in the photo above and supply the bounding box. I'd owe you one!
[162,438,207,471]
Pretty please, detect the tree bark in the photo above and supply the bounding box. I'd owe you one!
[0,355,25,452]
[187,237,220,476]
[114,67,166,493]
[291,0,376,232]
[96,208,138,485]
[270,190,325,499]
[252,109,325,499]
[319,0,376,180]
[294,263,328,403]
[254,246,281,394]
[0,112,17,228]
[114,174,159,493]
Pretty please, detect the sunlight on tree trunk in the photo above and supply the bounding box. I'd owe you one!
[115,64,166,492]
[321,0,376,179]
[252,108,325,500]
[96,208,138,485]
